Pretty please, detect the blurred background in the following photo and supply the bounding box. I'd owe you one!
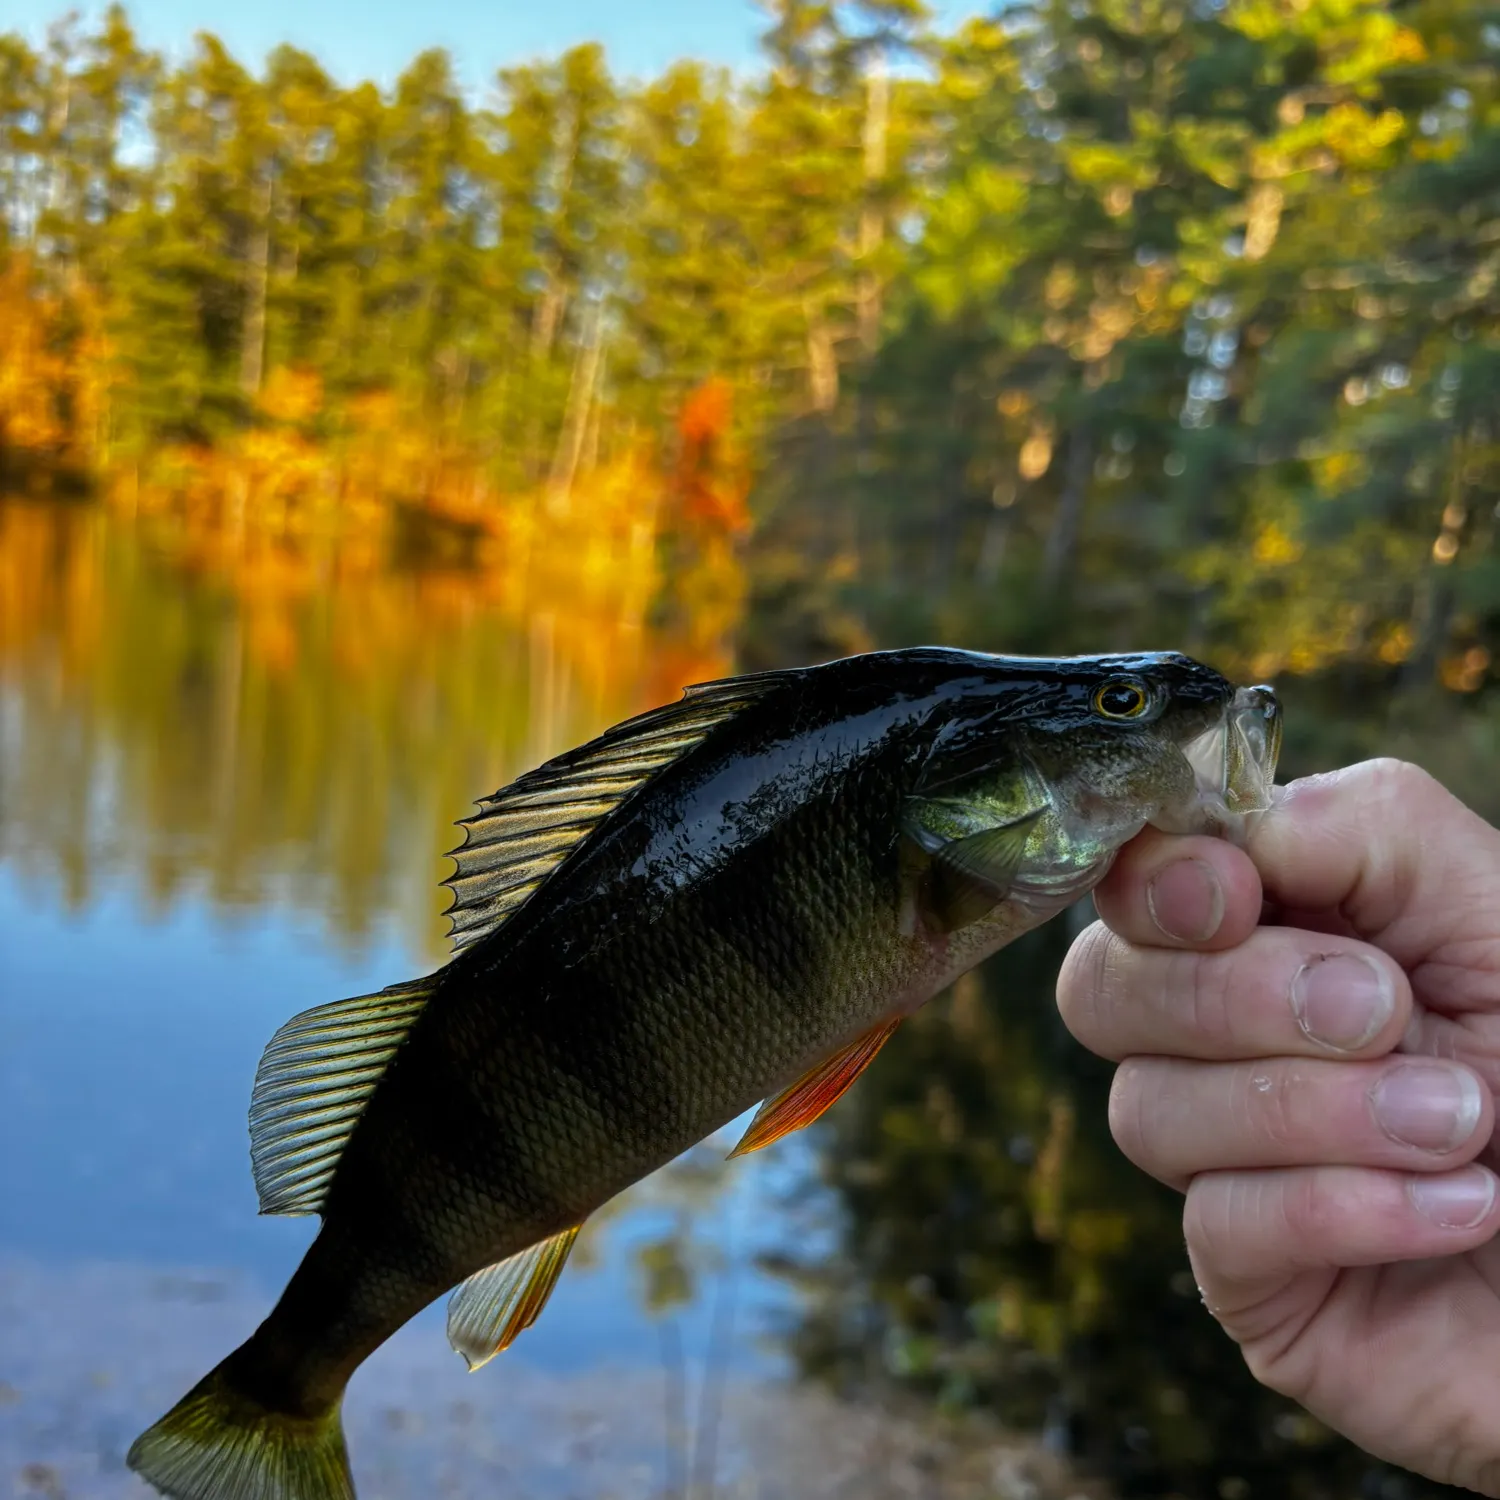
[1,0,1497,1494]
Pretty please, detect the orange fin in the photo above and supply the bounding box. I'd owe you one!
[729,1018,901,1159]
[446,1225,581,1371]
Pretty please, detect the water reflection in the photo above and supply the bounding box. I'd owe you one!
[0,493,819,1497]
[5,495,1483,1498]
[0,494,733,955]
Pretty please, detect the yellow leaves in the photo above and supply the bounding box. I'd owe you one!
[967,162,1029,218]
[1170,118,1249,190]
[1193,486,1425,681]
[1018,420,1054,480]
[1230,0,1420,75]
[256,367,324,426]
[1060,140,1156,220]
[1061,141,1158,193]
[1325,15,1428,85]
[0,255,109,466]
[1442,646,1490,693]
[1378,622,1413,664]
[912,163,1029,316]
[1313,447,1367,492]
[1078,297,1135,362]
[1252,522,1304,566]
[1386,25,1427,65]
[1323,102,1405,168]
[1242,182,1284,261]
[1044,262,1077,311]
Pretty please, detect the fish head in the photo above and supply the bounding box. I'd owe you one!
[1012,652,1281,837]
[910,652,1281,891]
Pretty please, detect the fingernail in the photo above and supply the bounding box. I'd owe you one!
[1146,859,1223,944]
[1409,1167,1497,1229]
[1291,953,1393,1052]
[1370,1064,1483,1153]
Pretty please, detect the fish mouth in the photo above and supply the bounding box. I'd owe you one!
[1173,684,1283,841]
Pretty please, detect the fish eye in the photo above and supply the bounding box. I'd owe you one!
[1093,679,1151,720]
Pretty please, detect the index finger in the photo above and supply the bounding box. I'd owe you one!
[1091,827,1264,952]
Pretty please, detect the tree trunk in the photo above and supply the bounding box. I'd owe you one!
[857,51,889,357]
[546,297,605,516]
[1043,423,1093,591]
[1402,432,1470,690]
[805,306,838,414]
[240,168,272,399]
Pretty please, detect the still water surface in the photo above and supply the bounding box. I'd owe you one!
[0,495,829,1495]
[9,494,1476,1500]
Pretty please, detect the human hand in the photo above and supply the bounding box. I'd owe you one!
[1057,759,1500,1495]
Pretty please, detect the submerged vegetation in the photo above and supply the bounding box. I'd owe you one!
[2,0,1498,1495]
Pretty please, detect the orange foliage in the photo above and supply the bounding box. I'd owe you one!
[0,255,109,471]
[100,411,742,706]
[673,378,751,536]
[0,242,750,710]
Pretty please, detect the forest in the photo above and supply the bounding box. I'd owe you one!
[1,0,1497,706]
[3,3,1499,1497]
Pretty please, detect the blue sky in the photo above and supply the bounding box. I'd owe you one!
[9,0,983,91]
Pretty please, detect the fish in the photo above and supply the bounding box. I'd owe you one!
[126,646,1282,1500]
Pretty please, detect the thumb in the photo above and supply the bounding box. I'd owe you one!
[1249,759,1500,984]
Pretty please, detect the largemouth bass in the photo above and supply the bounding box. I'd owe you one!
[128,647,1281,1500]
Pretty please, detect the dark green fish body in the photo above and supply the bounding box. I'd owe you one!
[129,648,1282,1500]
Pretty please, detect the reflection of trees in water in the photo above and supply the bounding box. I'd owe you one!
[0,495,740,956]
[779,927,1473,1499]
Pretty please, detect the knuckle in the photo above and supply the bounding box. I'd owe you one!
[1175,947,1238,1051]
[1055,921,1112,1043]
[1107,1060,1156,1168]
[1056,918,1128,1062]
[1182,1177,1236,1271]
[1240,1331,1305,1397]
[1273,1165,1341,1248]
[1249,1066,1304,1152]
[1355,756,1442,812]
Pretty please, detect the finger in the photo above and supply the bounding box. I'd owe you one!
[1251,759,1500,986]
[1092,828,1263,951]
[1059,922,1411,1062]
[1184,1164,1500,1328]
[1110,1055,1490,1189]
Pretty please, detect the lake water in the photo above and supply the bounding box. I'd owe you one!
[5,493,1470,1500]
[0,495,845,1498]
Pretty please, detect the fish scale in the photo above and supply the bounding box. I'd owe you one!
[127,647,1281,1500]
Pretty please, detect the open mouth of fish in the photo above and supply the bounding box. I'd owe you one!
[1178,683,1283,841]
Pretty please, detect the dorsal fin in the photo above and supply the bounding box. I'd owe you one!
[249,976,435,1216]
[443,672,794,952]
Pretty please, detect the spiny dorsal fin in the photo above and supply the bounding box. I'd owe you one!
[447,1226,582,1371]
[729,1017,902,1159]
[443,672,795,953]
[249,976,435,1216]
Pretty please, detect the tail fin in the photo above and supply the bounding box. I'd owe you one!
[127,1358,353,1500]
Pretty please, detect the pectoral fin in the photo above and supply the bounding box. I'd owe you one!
[912,808,1045,934]
[729,1018,901,1159]
[447,1226,581,1371]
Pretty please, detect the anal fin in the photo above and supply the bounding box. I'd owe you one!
[729,1018,901,1159]
[447,1226,581,1371]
